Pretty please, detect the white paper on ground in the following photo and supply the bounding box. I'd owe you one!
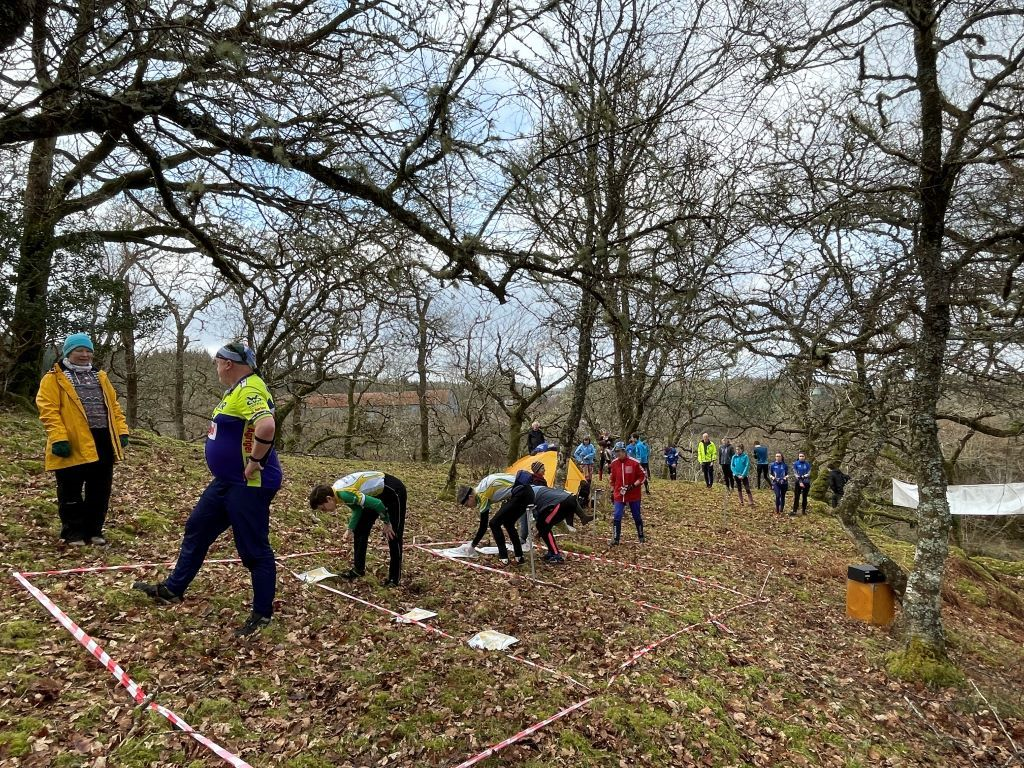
[394,608,438,624]
[468,630,519,651]
[295,566,337,584]
[439,543,480,558]
[440,540,534,558]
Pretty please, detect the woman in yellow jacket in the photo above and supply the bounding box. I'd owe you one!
[36,333,129,546]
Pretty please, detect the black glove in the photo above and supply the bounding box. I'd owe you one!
[51,441,71,457]
[120,435,129,448]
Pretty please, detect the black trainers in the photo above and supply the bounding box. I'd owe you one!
[132,581,182,604]
[638,532,646,543]
[341,569,364,580]
[234,612,272,637]
[609,538,620,546]
[383,579,400,588]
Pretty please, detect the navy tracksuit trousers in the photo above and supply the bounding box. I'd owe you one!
[164,478,277,617]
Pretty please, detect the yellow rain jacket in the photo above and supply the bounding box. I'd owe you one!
[36,363,129,471]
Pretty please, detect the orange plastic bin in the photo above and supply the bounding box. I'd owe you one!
[846,565,895,626]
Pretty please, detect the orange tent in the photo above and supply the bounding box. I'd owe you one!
[505,449,585,495]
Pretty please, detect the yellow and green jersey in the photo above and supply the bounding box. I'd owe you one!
[205,375,281,488]
[333,471,389,530]
[474,473,515,513]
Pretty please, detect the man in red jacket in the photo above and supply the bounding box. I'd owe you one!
[609,441,646,545]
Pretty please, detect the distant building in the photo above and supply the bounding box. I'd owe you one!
[303,389,458,421]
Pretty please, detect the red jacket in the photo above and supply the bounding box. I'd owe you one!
[610,456,646,503]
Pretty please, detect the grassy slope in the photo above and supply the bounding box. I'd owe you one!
[0,409,1022,768]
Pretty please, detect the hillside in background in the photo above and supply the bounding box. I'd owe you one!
[1,409,1022,767]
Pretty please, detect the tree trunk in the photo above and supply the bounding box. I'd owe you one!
[900,3,955,657]
[506,406,527,466]
[344,378,358,458]
[118,280,138,428]
[556,286,598,484]
[173,329,186,440]
[6,137,57,398]
[415,297,431,462]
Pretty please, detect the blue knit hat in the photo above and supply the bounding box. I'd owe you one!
[63,333,94,357]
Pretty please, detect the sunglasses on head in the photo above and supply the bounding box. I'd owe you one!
[216,343,255,367]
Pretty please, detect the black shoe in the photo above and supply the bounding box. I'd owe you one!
[577,510,594,525]
[638,532,646,543]
[234,612,272,637]
[513,556,526,566]
[341,569,364,580]
[383,579,400,588]
[610,538,620,546]
[132,581,182,604]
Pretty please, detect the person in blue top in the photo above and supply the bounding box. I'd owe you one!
[730,443,755,506]
[625,435,637,459]
[792,451,812,516]
[663,443,680,480]
[769,452,789,515]
[573,436,596,481]
[134,342,282,637]
[753,441,770,489]
[633,434,651,493]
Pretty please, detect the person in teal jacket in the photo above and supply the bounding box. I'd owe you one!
[634,434,651,493]
[730,444,755,506]
[573,437,596,481]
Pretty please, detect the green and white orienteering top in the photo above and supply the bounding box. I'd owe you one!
[474,473,516,513]
[333,471,389,530]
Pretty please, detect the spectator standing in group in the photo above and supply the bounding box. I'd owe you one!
[626,434,638,459]
[663,443,680,480]
[36,333,130,547]
[609,441,646,544]
[134,342,281,637]
[753,441,770,489]
[526,421,546,454]
[828,463,850,508]
[792,451,812,516]
[573,436,596,481]
[597,431,614,479]
[696,433,717,488]
[769,452,789,515]
[730,444,755,506]
[634,434,651,493]
[718,437,735,491]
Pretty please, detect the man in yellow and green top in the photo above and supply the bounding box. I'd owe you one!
[308,470,406,586]
[696,432,717,488]
[456,473,522,559]
[134,342,281,637]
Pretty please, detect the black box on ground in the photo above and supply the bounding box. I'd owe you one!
[848,564,885,583]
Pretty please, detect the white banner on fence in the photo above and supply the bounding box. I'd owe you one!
[892,479,1024,516]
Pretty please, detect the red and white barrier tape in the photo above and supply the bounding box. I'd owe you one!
[293,572,456,640]
[636,540,738,561]
[11,571,252,768]
[608,597,764,686]
[298,566,588,690]
[562,551,751,598]
[451,696,594,768]
[414,544,556,586]
[19,548,348,578]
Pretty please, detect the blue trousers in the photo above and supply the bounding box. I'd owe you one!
[773,482,788,512]
[165,478,277,617]
[612,500,644,541]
